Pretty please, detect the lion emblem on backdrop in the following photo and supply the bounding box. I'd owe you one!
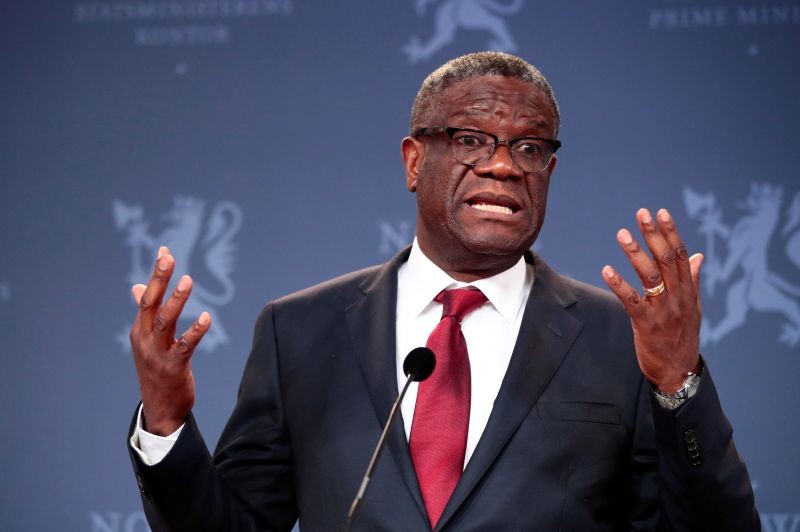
[684,184,800,348]
[113,196,243,353]
[403,0,525,64]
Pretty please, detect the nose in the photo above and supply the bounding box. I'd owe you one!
[472,144,524,180]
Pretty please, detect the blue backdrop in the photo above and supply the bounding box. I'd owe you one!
[1,1,798,530]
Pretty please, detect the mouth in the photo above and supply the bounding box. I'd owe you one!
[470,203,514,215]
[465,193,521,216]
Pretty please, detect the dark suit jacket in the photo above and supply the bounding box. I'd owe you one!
[130,248,759,531]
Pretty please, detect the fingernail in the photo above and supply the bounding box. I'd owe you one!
[198,312,210,325]
[640,209,652,224]
[157,246,166,260]
[177,275,190,291]
[659,209,672,223]
[617,228,633,244]
[158,256,169,271]
[602,265,615,278]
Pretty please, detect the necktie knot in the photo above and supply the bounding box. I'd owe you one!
[435,288,488,322]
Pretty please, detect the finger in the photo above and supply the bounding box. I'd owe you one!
[689,253,704,292]
[637,208,680,289]
[131,284,146,305]
[173,311,212,357]
[154,275,194,342]
[657,209,692,283]
[602,265,649,318]
[616,228,664,295]
[137,247,174,330]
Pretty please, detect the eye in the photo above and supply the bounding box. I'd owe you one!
[515,140,543,156]
[452,132,487,148]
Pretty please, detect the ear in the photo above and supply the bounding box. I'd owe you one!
[401,136,424,192]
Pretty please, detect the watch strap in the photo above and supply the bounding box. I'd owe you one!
[653,360,703,410]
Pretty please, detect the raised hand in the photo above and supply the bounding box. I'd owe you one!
[602,208,703,393]
[130,246,211,436]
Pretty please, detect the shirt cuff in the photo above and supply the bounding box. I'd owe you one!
[129,404,184,466]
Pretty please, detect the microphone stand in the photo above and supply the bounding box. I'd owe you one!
[343,375,415,532]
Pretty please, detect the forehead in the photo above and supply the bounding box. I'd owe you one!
[434,75,555,134]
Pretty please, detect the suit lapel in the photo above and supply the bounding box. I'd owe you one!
[436,253,584,531]
[344,247,428,519]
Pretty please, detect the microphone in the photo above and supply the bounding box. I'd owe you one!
[403,347,436,382]
[344,347,436,532]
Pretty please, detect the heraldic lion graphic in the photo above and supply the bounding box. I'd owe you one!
[403,0,524,64]
[684,184,800,348]
[113,196,243,353]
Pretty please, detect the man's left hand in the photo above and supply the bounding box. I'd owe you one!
[602,208,703,393]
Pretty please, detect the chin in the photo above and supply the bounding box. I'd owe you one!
[451,208,542,256]
[458,231,534,258]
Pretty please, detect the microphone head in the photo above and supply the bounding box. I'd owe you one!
[403,347,436,382]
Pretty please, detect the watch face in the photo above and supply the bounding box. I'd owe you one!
[685,374,701,398]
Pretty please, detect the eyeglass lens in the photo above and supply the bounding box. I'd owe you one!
[450,129,553,172]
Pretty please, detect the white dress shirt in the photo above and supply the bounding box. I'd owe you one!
[396,239,532,467]
[132,239,533,467]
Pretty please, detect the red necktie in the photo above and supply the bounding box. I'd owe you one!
[409,288,488,528]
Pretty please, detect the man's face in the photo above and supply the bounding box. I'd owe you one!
[403,75,558,277]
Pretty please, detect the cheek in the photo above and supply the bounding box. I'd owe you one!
[415,165,446,225]
[527,176,550,211]
[419,160,461,207]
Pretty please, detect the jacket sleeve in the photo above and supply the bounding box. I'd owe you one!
[128,303,298,532]
[629,360,760,531]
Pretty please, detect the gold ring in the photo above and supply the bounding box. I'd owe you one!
[644,281,666,297]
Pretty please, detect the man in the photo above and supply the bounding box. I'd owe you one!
[128,52,759,531]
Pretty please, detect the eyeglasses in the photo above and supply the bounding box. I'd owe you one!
[413,126,561,173]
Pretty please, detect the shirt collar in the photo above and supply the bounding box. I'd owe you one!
[402,238,529,323]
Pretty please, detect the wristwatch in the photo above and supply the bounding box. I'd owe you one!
[653,362,703,410]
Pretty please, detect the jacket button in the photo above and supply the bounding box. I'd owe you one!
[683,429,702,467]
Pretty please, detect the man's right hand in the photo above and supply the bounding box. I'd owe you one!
[130,245,211,436]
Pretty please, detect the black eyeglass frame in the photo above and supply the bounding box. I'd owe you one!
[412,126,562,171]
